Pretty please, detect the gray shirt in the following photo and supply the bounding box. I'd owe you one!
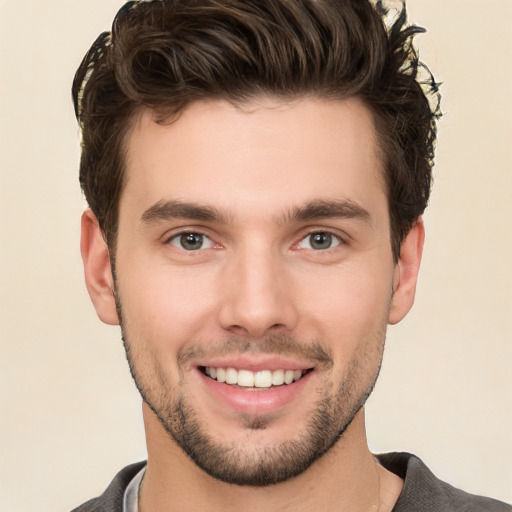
[123,467,144,512]
[71,452,512,512]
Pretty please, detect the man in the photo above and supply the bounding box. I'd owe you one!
[71,0,510,511]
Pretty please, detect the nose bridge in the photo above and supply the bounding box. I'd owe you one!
[218,238,297,337]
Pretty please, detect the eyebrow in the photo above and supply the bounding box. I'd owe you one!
[141,200,231,224]
[140,198,371,226]
[281,199,371,225]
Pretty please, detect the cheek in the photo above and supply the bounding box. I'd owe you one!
[297,261,393,351]
[115,259,221,351]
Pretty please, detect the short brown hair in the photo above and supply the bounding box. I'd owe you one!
[73,0,441,260]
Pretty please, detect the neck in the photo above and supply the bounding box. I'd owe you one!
[139,404,403,512]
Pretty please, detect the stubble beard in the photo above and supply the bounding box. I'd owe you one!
[120,333,385,487]
[114,281,386,487]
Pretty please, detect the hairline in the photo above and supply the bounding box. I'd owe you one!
[104,93,404,262]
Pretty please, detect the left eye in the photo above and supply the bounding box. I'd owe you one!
[169,232,214,251]
[297,232,342,251]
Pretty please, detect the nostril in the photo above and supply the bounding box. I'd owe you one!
[227,324,250,336]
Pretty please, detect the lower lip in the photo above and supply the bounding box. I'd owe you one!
[198,369,313,416]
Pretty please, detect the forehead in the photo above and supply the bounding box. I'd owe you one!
[122,97,386,223]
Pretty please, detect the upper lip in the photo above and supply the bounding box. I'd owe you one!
[195,355,316,372]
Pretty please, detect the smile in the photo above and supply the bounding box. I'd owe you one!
[202,367,308,389]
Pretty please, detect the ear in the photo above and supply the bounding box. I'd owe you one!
[80,209,120,325]
[388,218,425,325]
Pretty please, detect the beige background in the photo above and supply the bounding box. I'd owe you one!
[0,1,511,510]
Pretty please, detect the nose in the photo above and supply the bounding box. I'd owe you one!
[218,246,299,338]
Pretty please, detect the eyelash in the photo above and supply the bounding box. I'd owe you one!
[164,229,345,252]
[165,231,216,251]
[296,231,343,251]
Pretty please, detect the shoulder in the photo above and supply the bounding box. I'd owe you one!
[70,461,147,512]
[377,452,511,512]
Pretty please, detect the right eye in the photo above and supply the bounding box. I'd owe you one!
[296,231,342,251]
[168,232,214,251]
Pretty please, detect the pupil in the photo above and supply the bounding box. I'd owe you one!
[311,232,331,250]
[181,233,203,250]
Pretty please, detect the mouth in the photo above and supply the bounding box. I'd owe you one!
[196,360,316,415]
[200,366,312,389]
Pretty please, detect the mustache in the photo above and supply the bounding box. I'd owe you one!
[177,334,334,369]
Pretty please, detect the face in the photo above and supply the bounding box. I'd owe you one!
[83,97,422,486]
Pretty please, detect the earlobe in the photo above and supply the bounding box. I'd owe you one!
[388,218,425,325]
[80,209,120,325]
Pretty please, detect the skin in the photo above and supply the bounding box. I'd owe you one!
[81,97,424,511]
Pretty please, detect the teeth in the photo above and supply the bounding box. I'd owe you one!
[237,369,254,387]
[272,369,284,386]
[284,370,295,385]
[254,370,272,388]
[225,367,238,385]
[216,367,226,383]
[204,367,305,388]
